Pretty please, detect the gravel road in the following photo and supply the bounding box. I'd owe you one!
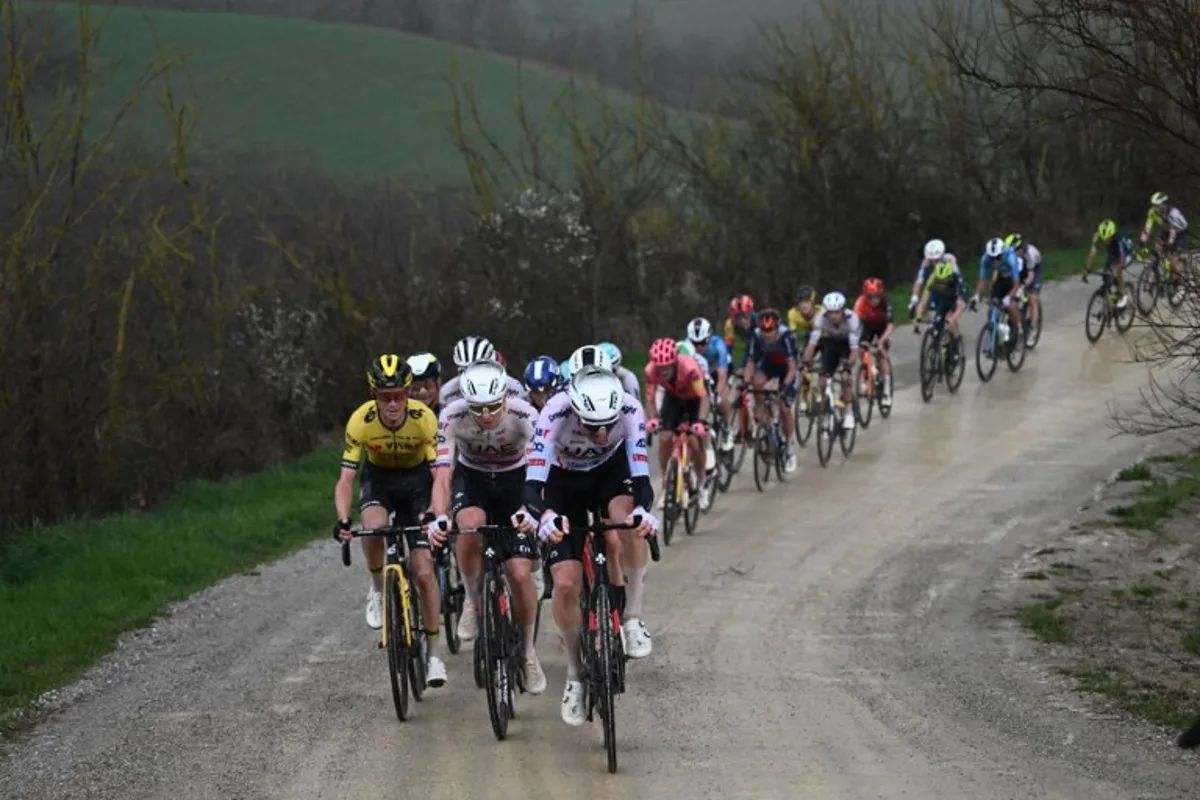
[3,275,1196,799]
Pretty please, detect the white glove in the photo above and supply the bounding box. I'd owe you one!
[538,512,565,542]
[908,294,918,311]
[511,508,535,533]
[630,505,661,536]
[423,514,451,545]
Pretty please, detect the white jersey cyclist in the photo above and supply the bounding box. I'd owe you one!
[525,384,651,478]
[806,307,863,350]
[440,372,528,406]
[436,396,538,472]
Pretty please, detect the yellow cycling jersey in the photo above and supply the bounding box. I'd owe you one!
[341,399,437,470]
[787,304,824,338]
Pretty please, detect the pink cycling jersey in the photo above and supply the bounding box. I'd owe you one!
[644,354,707,401]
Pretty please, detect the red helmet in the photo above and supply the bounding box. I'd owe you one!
[494,350,507,367]
[862,278,885,296]
[757,308,781,331]
[648,337,679,366]
[729,294,755,315]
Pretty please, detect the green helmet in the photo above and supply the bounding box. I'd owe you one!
[676,340,696,357]
[1097,219,1116,241]
[1151,191,1169,206]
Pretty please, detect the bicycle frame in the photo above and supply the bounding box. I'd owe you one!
[340,526,424,649]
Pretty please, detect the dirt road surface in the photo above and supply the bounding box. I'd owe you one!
[3,276,1196,799]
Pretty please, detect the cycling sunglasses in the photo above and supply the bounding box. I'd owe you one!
[375,389,407,405]
[468,400,505,416]
[582,419,618,433]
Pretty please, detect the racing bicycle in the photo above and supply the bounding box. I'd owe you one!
[660,422,705,544]
[914,308,966,402]
[1083,266,1134,343]
[816,361,856,466]
[1135,244,1187,318]
[746,387,789,490]
[976,297,1026,382]
[853,337,892,429]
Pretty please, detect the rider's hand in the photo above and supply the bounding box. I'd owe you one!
[908,294,918,311]
[538,511,567,544]
[969,295,979,312]
[332,517,352,542]
[511,507,537,533]
[691,422,707,438]
[423,513,451,546]
[628,506,660,538]
[1081,271,1089,284]
[645,418,661,434]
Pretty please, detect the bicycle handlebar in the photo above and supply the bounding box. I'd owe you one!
[339,524,426,566]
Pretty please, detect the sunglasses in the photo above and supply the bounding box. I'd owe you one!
[468,400,504,416]
[375,390,407,405]
[582,420,618,433]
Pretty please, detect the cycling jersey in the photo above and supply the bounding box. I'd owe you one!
[919,260,967,298]
[439,374,528,406]
[614,365,642,402]
[435,397,537,472]
[524,391,650,479]
[915,253,959,287]
[691,350,711,378]
[1146,205,1188,233]
[852,295,893,329]
[341,399,438,470]
[724,311,758,366]
[700,336,731,373]
[1093,230,1134,266]
[787,304,825,341]
[747,327,798,371]
[644,354,707,401]
[978,249,1022,282]
[807,311,862,350]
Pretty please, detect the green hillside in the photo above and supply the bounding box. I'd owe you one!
[43,4,654,183]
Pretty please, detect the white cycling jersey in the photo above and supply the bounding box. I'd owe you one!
[526,390,650,480]
[439,374,528,406]
[615,365,641,402]
[1024,243,1042,267]
[807,310,862,350]
[435,397,537,472]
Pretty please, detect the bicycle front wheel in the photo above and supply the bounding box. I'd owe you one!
[853,363,873,429]
[1084,289,1108,342]
[661,459,678,545]
[816,398,835,467]
[752,429,772,491]
[1136,261,1160,318]
[976,323,998,383]
[919,329,938,402]
[481,571,511,740]
[385,570,410,722]
[591,583,620,773]
[440,555,463,655]
[406,584,427,702]
[1005,320,1026,372]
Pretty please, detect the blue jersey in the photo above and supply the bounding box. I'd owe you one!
[979,249,1022,282]
[746,327,797,371]
[701,336,731,372]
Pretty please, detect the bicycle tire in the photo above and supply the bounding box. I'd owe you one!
[683,472,700,534]
[1136,260,1160,318]
[1024,298,1043,350]
[661,459,678,546]
[716,449,735,493]
[731,404,750,473]
[795,391,815,447]
[592,583,620,773]
[439,554,463,655]
[1113,290,1135,333]
[752,429,771,491]
[919,328,938,402]
[976,322,998,383]
[407,584,427,702]
[385,570,410,722]
[854,362,873,429]
[876,372,893,418]
[1005,319,1026,372]
[838,404,856,457]
[1084,289,1108,342]
[816,396,835,467]
[481,571,510,740]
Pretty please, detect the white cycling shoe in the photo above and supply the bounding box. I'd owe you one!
[457,601,478,642]
[622,618,653,658]
[365,588,382,630]
[561,679,586,726]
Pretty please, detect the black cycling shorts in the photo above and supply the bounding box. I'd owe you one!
[541,444,634,569]
[819,339,852,377]
[990,275,1015,300]
[451,463,533,560]
[359,462,433,551]
[659,393,703,431]
[862,324,890,350]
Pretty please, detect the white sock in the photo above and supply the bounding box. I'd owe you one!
[625,565,647,620]
[464,571,480,611]
[561,626,582,679]
[524,624,536,658]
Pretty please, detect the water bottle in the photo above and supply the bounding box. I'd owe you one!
[998,320,1010,343]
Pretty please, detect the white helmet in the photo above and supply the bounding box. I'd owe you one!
[822,291,847,311]
[459,360,507,405]
[985,237,1005,258]
[453,335,495,369]
[568,370,623,425]
[568,344,614,379]
[924,238,946,260]
[686,317,712,343]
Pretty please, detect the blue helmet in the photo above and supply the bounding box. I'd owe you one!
[523,355,560,391]
[559,359,572,383]
[598,342,622,368]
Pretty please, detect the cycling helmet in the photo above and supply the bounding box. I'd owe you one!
[687,317,712,343]
[862,278,885,296]
[795,285,817,304]
[460,360,507,405]
[1152,191,1169,206]
[924,239,946,260]
[559,359,572,383]
[1097,219,1117,241]
[523,355,560,391]
[758,308,781,330]
[493,350,507,368]
[933,260,955,280]
[406,352,441,381]
[729,294,754,315]
[568,344,613,378]
[453,335,495,369]
[822,292,847,312]
[367,354,413,390]
[598,342,622,368]
[676,340,696,357]
[985,237,1005,258]
[1006,232,1024,250]
[648,337,678,366]
[568,370,623,425]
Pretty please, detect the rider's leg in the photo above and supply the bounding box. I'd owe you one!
[879,341,893,401]
[455,505,486,635]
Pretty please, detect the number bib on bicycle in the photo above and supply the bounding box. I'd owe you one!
[807,310,862,377]
[644,354,708,430]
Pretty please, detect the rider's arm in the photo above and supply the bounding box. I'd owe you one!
[335,416,366,521]
[622,398,654,510]
[742,333,759,382]
[782,330,798,383]
[911,261,928,298]
[804,324,821,363]
[848,314,862,357]
[882,300,896,341]
[642,370,660,422]
[430,409,457,516]
[522,403,562,518]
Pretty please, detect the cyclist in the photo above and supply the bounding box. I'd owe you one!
[440,335,528,405]
[909,238,959,317]
[786,286,824,413]
[522,355,561,411]
[742,308,799,470]
[1006,233,1043,333]
[723,294,758,368]
[513,369,659,726]
[645,338,713,508]
[333,355,447,687]
[430,360,545,694]
[558,358,572,386]
[1083,219,1134,303]
[913,243,969,345]
[972,237,1023,345]
[853,278,896,409]
[406,352,443,416]
[598,341,641,402]
[686,317,734,451]
[1141,191,1189,271]
[801,293,861,432]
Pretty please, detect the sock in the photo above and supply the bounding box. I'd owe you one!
[625,566,646,620]
[464,570,480,611]
[562,626,582,680]
[523,624,536,658]
[369,565,383,593]
[425,629,441,658]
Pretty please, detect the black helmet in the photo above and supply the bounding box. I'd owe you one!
[367,354,413,390]
[406,352,441,381]
[795,285,816,304]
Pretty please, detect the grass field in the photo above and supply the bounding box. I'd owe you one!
[44,3,654,183]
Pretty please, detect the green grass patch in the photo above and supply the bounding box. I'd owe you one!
[0,445,338,731]
[1116,462,1152,482]
[1015,598,1073,644]
[1182,631,1200,655]
[1072,668,1197,728]
[1107,455,1200,531]
[1130,583,1163,599]
[42,4,662,182]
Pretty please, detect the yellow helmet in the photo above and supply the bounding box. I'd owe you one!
[1151,191,1168,206]
[933,260,955,280]
[1097,219,1116,241]
[367,354,413,390]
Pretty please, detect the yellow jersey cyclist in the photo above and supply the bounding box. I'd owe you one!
[911,238,968,344]
[787,285,824,411]
[333,355,448,687]
[1083,219,1134,305]
[1141,191,1189,265]
[406,352,443,416]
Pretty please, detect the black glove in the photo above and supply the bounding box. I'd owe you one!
[332,517,351,542]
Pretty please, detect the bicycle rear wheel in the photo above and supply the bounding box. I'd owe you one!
[1084,289,1108,342]
[683,470,701,534]
[854,363,873,429]
[661,459,678,545]
[1024,297,1043,349]
[591,583,620,773]
[385,570,410,722]
[481,571,511,740]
